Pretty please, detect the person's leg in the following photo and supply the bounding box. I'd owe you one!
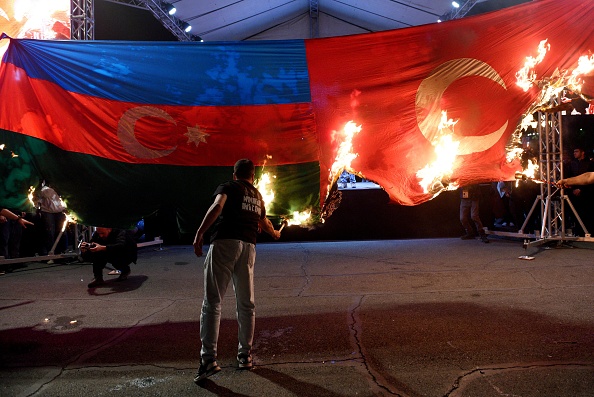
[40,212,53,255]
[91,252,109,279]
[470,199,484,231]
[460,200,474,237]
[0,221,9,258]
[200,240,237,362]
[233,241,256,358]
[471,200,489,243]
[86,253,108,287]
[8,219,23,258]
[111,257,132,278]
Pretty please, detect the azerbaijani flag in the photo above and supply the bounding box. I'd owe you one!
[0,38,320,229]
[1,0,593,230]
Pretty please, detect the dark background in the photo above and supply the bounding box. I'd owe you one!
[95,1,177,41]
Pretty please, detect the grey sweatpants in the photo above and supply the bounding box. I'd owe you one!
[200,239,256,361]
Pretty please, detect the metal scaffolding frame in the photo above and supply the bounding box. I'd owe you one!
[522,103,593,247]
[487,94,593,247]
[100,0,198,41]
[71,0,95,40]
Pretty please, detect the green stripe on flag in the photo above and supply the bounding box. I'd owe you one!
[0,130,320,232]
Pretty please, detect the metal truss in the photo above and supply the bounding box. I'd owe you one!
[101,0,147,9]
[309,0,319,38]
[533,105,565,241]
[490,94,593,247]
[440,0,480,22]
[485,92,593,247]
[525,103,593,247]
[101,0,197,41]
[71,0,95,40]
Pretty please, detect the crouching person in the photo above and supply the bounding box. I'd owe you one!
[82,227,137,288]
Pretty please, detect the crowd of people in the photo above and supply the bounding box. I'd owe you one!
[0,181,70,261]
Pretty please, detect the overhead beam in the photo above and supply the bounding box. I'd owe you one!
[100,0,148,10]
[309,0,319,38]
[440,0,480,21]
[100,0,197,41]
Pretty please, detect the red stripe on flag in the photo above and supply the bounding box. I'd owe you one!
[0,63,318,167]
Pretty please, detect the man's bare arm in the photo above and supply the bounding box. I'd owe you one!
[557,172,594,188]
[193,194,227,256]
[259,217,280,240]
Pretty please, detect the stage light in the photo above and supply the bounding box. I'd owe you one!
[182,22,192,33]
[452,1,460,8]
[437,19,442,23]
[165,3,176,15]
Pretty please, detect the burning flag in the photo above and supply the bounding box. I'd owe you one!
[306,0,594,205]
[416,111,460,195]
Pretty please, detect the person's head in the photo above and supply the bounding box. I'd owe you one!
[233,159,255,182]
[96,227,112,239]
[573,147,586,160]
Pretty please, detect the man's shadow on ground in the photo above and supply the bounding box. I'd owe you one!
[199,367,343,397]
[87,275,148,296]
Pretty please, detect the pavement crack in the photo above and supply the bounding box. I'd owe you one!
[25,299,178,396]
[524,270,544,288]
[349,295,404,396]
[296,244,312,297]
[443,362,594,397]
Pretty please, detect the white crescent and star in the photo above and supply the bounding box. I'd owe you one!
[117,106,208,159]
[415,58,508,155]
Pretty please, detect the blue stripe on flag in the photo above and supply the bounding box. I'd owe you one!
[3,38,311,106]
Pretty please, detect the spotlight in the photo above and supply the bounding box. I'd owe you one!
[181,22,192,33]
[165,3,176,16]
[452,1,460,8]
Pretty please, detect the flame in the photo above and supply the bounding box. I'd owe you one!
[0,144,5,150]
[523,158,539,180]
[256,172,275,212]
[61,212,77,232]
[287,210,311,226]
[515,39,549,92]
[254,155,276,212]
[328,121,362,195]
[28,186,36,208]
[508,44,594,167]
[518,46,593,115]
[567,54,594,91]
[416,111,460,195]
[254,154,314,225]
[514,159,541,186]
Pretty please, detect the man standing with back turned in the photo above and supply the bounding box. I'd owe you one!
[193,159,280,384]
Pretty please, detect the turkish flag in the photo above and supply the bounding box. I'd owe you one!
[306,0,594,205]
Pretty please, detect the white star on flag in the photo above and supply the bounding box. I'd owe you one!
[185,125,209,147]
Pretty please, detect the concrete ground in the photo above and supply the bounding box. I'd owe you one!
[1,237,593,397]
